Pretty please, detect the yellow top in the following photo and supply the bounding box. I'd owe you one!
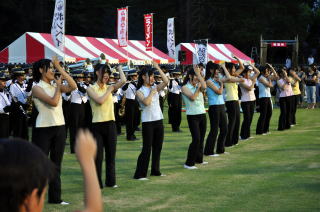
[33,80,65,128]
[290,77,301,95]
[90,83,115,123]
[224,82,239,101]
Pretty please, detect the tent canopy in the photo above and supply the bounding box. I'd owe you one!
[0,32,175,64]
[176,43,253,65]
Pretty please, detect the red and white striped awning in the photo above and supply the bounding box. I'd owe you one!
[176,43,253,64]
[0,32,175,64]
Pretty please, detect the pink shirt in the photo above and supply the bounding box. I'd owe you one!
[278,79,294,97]
[240,78,256,102]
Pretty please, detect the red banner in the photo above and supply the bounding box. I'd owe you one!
[117,7,128,47]
[271,42,287,47]
[144,14,153,51]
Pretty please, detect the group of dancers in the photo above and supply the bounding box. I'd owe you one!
[0,55,317,204]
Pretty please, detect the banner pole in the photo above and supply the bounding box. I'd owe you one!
[126,6,129,67]
[63,0,66,64]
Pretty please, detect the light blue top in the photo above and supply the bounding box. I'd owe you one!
[182,82,206,115]
[138,85,163,122]
[206,78,225,105]
[258,76,271,98]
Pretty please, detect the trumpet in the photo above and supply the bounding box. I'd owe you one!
[118,96,126,117]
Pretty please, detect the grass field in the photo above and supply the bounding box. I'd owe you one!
[45,107,320,212]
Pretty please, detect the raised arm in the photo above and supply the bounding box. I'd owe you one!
[112,66,127,91]
[75,129,102,212]
[239,79,256,91]
[249,63,260,81]
[152,61,169,91]
[52,56,77,93]
[206,79,223,95]
[181,84,202,101]
[194,64,206,91]
[136,88,157,106]
[32,77,62,107]
[87,86,113,105]
[233,55,245,76]
[266,63,279,80]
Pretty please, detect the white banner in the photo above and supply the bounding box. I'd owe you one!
[167,18,175,59]
[194,40,208,64]
[51,0,65,51]
[117,7,128,47]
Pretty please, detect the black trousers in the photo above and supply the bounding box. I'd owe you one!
[291,95,300,125]
[256,97,272,134]
[62,99,70,138]
[92,121,117,187]
[69,103,86,153]
[125,99,139,139]
[114,102,122,134]
[10,104,28,140]
[185,114,207,166]
[240,101,255,139]
[84,101,92,129]
[204,105,228,155]
[32,125,66,203]
[278,97,291,130]
[159,96,164,112]
[134,120,164,179]
[0,114,10,138]
[167,93,182,131]
[225,101,240,146]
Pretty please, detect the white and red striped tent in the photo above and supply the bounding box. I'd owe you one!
[0,32,175,64]
[176,43,253,64]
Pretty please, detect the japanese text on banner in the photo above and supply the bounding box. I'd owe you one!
[51,0,65,51]
[117,8,128,47]
[144,14,153,51]
[167,18,175,58]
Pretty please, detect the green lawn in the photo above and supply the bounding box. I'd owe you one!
[45,107,320,212]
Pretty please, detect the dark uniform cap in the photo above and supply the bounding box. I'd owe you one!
[154,71,161,77]
[112,72,120,79]
[0,66,7,71]
[170,68,181,75]
[0,72,8,80]
[12,67,25,75]
[127,69,137,76]
[71,69,85,78]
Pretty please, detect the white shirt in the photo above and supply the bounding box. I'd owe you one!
[70,83,88,104]
[0,91,11,114]
[138,85,163,122]
[285,58,292,69]
[308,57,314,65]
[125,83,137,100]
[169,79,181,94]
[10,82,27,104]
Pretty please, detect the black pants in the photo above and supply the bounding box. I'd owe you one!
[32,125,66,203]
[204,105,228,155]
[256,98,272,134]
[185,114,207,166]
[10,104,28,140]
[168,92,182,131]
[225,101,240,146]
[0,114,10,138]
[291,95,299,125]
[125,99,139,139]
[92,121,117,187]
[134,120,164,179]
[114,102,122,134]
[84,101,92,129]
[62,99,70,138]
[278,97,291,130]
[159,96,164,112]
[69,103,86,153]
[240,101,255,139]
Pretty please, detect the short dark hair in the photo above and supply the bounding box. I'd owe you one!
[0,139,54,212]
[205,61,220,80]
[94,64,111,83]
[33,59,51,83]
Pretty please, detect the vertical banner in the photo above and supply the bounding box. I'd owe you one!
[51,0,65,51]
[117,7,128,47]
[194,39,208,64]
[167,18,175,59]
[144,14,153,51]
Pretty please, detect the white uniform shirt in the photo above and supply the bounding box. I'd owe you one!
[0,91,11,114]
[70,83,88,104]
[125,83,137,100]
[10,82,27,104]
[169,79,181,94]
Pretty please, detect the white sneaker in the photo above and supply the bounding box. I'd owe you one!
[184,164,198,169]
[249,137,254,139]
[262,133,267,135]
[112,185,118,188]
[60,201,70,205]
[209,154,220,157]
[200,161,208,165]
[160,174,166,177]
[224,152,230,155]
[137,178,149,181]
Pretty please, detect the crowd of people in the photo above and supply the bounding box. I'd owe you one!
[0,55,319,211]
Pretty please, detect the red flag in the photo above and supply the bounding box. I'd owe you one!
[117,7,128,47]
[144,14,153,51]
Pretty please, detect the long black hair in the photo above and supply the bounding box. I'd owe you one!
[137,67,154,89]
[205,61,220,80]
[182,68,196,85]
[32,59,51,83]
[94,64,111,83]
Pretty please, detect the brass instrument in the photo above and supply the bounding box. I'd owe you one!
[4,87,29,118]
[118,96,126,117]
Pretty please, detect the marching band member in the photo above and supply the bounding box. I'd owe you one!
[111,72,123,135]
[0,72,11,138]
[31,57,77,204]
[69,69,88,153]
[168,69,183,132]
[122,70,140,141]
[133,61,169,180]
[87,64,126,188]
[182,65,207,169]
[83,71,94,129]
[154,70,167,112]
[9,67,29,140]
